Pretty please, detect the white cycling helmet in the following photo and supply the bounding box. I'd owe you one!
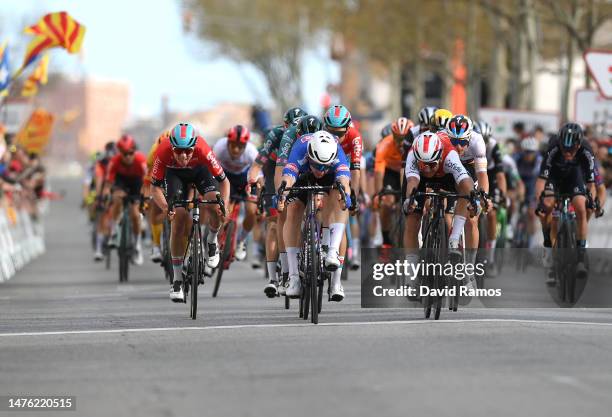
[307,130,338,165]
[521,136,539,152]
[413,132,443,163]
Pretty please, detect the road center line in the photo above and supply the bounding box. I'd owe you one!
[1,318,612,338]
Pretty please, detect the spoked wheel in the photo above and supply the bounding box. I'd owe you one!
[118,215,131,283]
[554,224,568,303]
[189,227,201,319]
[430,217,447,320]
[162,221,173,282]
[308,216,320,324]
[212,222,234,298]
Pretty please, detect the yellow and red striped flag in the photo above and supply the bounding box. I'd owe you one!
[20,11,85,70]
[21,53,49,97]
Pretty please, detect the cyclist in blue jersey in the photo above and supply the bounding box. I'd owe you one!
[277,130,352,301]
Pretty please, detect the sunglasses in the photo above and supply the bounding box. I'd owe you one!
[310,162,331,172]
[172,147,195,155]
[450,137,470,147]
[327,128,348,137]
[418,161,439,169]
[121,151,135,156]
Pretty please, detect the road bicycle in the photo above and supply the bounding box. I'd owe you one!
[407,186,477,320]
[278,179,348,324]
[170,190,225,320]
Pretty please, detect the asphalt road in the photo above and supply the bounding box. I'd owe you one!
[1,179,612,417]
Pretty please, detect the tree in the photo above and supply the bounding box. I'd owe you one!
[181,0,327,111]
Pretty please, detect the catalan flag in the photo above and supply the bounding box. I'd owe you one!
[21,54,50,97]
[20,11,85,70]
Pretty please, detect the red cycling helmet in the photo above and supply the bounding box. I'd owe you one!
[227,125,250,144]
[391,117,414,136]
[117,134,136,153]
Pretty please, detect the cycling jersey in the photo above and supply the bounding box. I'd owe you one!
[144,132,169,185]
[151,136,225,186]
[546,136,604,187]
[255,125,285,166]
[514,152,542,182]
[453,131,487,173]
[405,134,469,183]
[406,124,429,148]
[338,124,362,170]
[106,152,147,182]
[375,135,403,174]
[277,125,299,166]
[282,134,350,181]
[485,137,504,174]
[212,137,258,175]
[539,146,595,184]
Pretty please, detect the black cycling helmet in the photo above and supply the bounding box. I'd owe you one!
[283,107,307,126]
[296,115,323,137]
[558,122,583,151]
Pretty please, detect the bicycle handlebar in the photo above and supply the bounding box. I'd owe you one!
[170,192,226,217]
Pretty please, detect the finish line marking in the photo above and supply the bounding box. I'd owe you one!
[1,319,612,337]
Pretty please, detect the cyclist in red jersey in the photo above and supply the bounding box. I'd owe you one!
[150,123,230,302]
[103,135,147,265]
[92,142,116,261]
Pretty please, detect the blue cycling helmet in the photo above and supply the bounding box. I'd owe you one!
[170,123,197,148]
[324,105,352,129]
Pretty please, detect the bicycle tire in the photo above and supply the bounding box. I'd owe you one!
[212,221,234,298]
[118,211,131,283]
[309,213,319,324]
[555,222,569,303]
[421,215,434,319]
[432,217,448,320]
[190,225,200,319]
[162,220,173,282]
[566,219,578,304]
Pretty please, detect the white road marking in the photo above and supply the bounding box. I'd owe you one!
[1,318,612,338]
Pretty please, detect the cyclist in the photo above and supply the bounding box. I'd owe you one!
[513,136,542,246]
[407,106,437,144]
[278,130,352,301]
[374,117,414,247]
[446,115,488,262]
[535,123,596,279]
[431,108,453,132]
[92,142,116,261]
[322,105,362,284]
[212,125,258,260]
[247,107,307,296]
[275,115,324,294]
[403,132,479,264]
[144,132,169,263]
[150,123,230,302]
[475,120,507,268]
[103,135,147,265]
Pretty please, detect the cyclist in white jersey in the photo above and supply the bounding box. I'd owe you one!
[445,115,489,260]
[212,125,259,260]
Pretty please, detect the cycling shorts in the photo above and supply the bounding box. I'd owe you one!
[383,168,402,193]
[164,166,217,204]
[113,174,143,198]
[411,174,457,214]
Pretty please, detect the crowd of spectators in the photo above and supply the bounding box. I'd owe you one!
[0,126,48,223]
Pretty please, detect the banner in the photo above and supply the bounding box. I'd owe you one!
[15,108,54,154]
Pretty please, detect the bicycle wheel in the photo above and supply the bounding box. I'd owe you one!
[554,222,569,302]
[190,225,201,319]
[421,216,434,319]
[118,213,131,283]
[162,220,173,282]
[212,222,234,298]
[309,214,320,324]
[566,219,578,304]
[432,218,448,320]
